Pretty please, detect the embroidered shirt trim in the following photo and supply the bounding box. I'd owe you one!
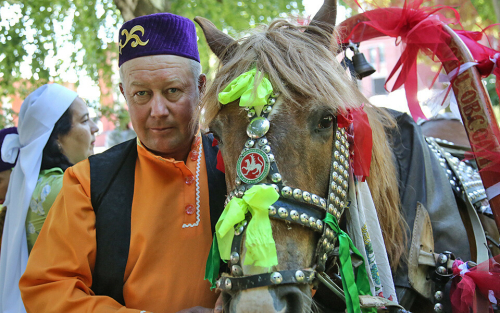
[182,142,202,228]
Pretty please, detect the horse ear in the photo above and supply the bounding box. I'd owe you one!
[194,17,238,64]
[307,0,337,34]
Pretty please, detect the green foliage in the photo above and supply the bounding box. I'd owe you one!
[0,107,17,128]
[98,102,131,130]
[484,75,499,106]
[0,0,119,97]
[0,0,303,126]
[469,0,497,24]
[171,0,304,77]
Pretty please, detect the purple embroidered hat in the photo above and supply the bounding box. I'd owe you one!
[118,13,200,67]
[0,127,18,172]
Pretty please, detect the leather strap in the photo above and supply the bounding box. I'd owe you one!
[218,270,315,291]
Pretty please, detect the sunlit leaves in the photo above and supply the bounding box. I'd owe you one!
[0,0,121,99]
[0,0,303,128]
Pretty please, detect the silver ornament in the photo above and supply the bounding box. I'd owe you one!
[278,207,288,218]
[247,117,270,139]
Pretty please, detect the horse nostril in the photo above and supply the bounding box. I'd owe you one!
[273,286,310,313]
[283,292,302,313]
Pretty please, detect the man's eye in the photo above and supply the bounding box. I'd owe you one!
[136,91,147,96]
[168,88,178,93]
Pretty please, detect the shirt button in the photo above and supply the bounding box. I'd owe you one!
[185,175,195,185]
[190,150,199,161]
[185,205,195,215]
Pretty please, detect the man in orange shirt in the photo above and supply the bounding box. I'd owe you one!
[20,13,226,313]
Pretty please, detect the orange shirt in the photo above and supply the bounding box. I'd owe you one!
[20,136,218,313]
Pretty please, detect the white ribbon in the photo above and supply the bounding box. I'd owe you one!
[1,133,21,164]
[489,53,500,73]
[0,84,77,313]
[446,62,478,81]
[447,62,478,120]
[486,181,500,201]
[346,177,398,302]
[428,62,479,120]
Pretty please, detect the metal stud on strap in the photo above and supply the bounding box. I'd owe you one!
[216,269,316,291]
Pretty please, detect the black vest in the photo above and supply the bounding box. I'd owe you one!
[88,135,226,305]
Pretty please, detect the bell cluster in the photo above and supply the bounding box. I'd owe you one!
[327,129,350,219]
[432,251,453,313]
[313,128,351,272]
[426,137,487,206]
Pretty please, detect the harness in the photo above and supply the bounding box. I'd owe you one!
[425,136,490,264]
[214,91,351,292]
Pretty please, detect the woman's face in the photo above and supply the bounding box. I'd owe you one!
[0,169,11,205]
[58,97,99,165]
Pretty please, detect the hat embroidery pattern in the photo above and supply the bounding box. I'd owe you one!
[119,25,149,54]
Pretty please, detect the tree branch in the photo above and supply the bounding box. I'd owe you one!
[113,0,139,21]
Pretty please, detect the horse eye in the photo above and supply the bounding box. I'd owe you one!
[318,114,334,129]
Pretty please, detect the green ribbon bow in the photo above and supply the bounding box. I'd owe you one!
[218,68,274,107]
[205,185,280,288]
[324,213,375,313]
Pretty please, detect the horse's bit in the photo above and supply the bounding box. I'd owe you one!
[214,91,351,293]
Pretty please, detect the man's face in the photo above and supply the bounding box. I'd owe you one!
[120,55,204,160]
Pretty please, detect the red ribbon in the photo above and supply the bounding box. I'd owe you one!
[212,138,225,173]
[447,29,500,174]
[340,0,461,122]
[450,255,500,313]
[464,144,500,174]
[454,28,500,107]
[338,105,373,182]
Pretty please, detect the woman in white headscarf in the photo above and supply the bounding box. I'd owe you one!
[0,83,99,312]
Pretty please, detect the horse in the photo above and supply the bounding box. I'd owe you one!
[194,1,484,312]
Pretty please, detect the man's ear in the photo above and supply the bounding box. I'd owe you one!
[119,83,126,100]
[198,74,207,96]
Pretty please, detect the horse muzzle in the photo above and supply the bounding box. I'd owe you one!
[225,285,312,313]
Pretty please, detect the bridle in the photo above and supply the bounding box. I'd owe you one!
[214,90,351,293]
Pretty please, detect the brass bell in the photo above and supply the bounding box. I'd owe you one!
[348,43,375,79]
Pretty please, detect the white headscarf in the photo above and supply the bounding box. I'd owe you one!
[0,84,77,312]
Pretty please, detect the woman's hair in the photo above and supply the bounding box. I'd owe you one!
[40,106,74,171]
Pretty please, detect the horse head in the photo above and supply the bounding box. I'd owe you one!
[196,2,406,311]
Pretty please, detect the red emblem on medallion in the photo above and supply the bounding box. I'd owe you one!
[240,152,265,180]
[237,148,270,184]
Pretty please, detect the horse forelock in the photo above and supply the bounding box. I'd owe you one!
[201,20,366,127]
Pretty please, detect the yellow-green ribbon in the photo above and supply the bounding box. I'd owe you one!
[324,213,375,313]
[205,185,279,288]
[217,185,279,266]
[218,68,274,107]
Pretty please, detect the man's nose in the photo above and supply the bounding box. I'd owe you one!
[150,95,170,117]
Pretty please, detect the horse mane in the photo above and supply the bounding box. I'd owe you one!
[201,20,407,269]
